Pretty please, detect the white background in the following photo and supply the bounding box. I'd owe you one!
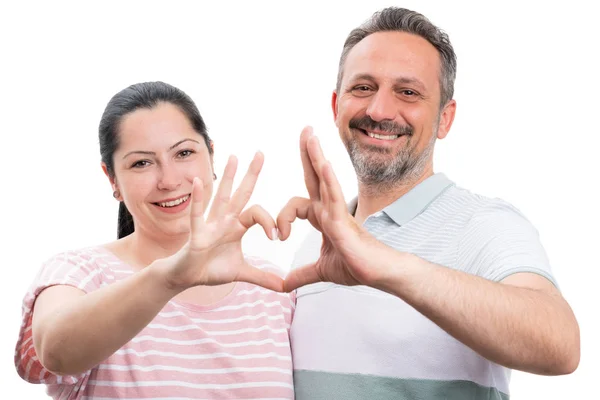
[1,1,597,398]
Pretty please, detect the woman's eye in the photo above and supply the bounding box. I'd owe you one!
[177,149,195,158]
[132,160,150,168]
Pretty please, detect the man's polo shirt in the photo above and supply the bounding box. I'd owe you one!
[290,173,556,399]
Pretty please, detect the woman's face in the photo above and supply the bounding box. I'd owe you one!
[106,102,214,238]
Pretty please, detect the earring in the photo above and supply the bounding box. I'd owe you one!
[113,190,120,199]
[213,173,217,180]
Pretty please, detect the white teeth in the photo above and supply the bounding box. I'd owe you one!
[158,195,189,208]
[368,131,399,140]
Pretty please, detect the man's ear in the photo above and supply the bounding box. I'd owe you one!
[331,91,339,127]
[436,99,457,140]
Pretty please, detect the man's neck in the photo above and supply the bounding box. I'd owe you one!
[354,170,434,225]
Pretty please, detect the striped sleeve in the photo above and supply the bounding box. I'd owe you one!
[459,200,557,286]
[14,250,104,386]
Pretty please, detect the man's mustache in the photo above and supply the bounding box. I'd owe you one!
[349,116,413,136]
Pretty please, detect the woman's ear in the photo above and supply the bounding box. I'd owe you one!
[208,141,216,180]
[101,162,115,184]
[101,162,121,200]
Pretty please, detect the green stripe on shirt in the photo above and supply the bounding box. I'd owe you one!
[294,369,509,400]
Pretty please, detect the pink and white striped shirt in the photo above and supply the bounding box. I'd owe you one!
[15,247,295,399]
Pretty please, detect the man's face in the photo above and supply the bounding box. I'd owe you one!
[333,31,455,187]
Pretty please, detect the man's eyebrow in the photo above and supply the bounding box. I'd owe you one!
[347,73,378,84]
[394,76,426,91]
[346,74,427,91]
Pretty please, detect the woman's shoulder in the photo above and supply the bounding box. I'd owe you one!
[42,244,120,268]
[32,244,129,291]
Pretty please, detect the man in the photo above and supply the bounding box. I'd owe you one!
[276,7,580,399]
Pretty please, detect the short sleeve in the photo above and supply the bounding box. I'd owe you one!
[14,249,105,387]
[458,200,558,287]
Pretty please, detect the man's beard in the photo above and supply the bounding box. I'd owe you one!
[344,115,437,192]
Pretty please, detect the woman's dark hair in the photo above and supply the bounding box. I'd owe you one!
[99,81,212,239]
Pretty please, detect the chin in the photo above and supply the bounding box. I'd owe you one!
[157,220,191,238]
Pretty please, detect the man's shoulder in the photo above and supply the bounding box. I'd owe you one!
[438,183,526,221]
[439,183,540,250]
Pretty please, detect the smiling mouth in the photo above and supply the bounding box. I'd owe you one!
[153,194,190,208]
[357,129,400,141]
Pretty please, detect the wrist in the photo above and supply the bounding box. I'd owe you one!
[147,257,187,298]
[370,248,416,295]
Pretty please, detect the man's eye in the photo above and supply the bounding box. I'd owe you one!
[351,85,373,96]
[402,90,416,96]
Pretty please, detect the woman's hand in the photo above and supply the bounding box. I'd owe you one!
[157,152,284,293]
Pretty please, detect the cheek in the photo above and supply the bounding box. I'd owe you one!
[116,169,157,201]
[404,105,426,125]
[337,97,360,120]
[405,106,437,134]
[183,157,213,182]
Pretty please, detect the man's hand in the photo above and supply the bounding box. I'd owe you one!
[277,127,395,292]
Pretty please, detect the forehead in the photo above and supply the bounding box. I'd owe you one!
[343,31,441,92]
[117,102,199,150]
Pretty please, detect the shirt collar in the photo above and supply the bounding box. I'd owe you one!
[348,173,455,226]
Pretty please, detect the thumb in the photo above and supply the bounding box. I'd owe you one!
[236,262,285,292]
[283,262,322,292]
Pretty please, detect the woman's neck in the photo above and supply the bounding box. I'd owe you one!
[108,230,188,270]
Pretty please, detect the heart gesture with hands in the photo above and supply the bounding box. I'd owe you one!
[278,127,393,292]
[158,152,285,293]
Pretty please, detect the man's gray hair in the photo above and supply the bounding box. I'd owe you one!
[336,7,457,108]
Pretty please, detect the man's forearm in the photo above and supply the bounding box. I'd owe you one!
[374,251,580,375]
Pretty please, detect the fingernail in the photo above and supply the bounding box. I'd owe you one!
[271,228,279,241]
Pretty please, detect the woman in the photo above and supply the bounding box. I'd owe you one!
[14,81,295,399]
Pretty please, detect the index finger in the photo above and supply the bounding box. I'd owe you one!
[306,134,328,182]
[300,126,320,201]
[207,155,238,221]
[190,177,207,236]
[276,196,311,241]
[322,161,348,221]
[229,152,264,214]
